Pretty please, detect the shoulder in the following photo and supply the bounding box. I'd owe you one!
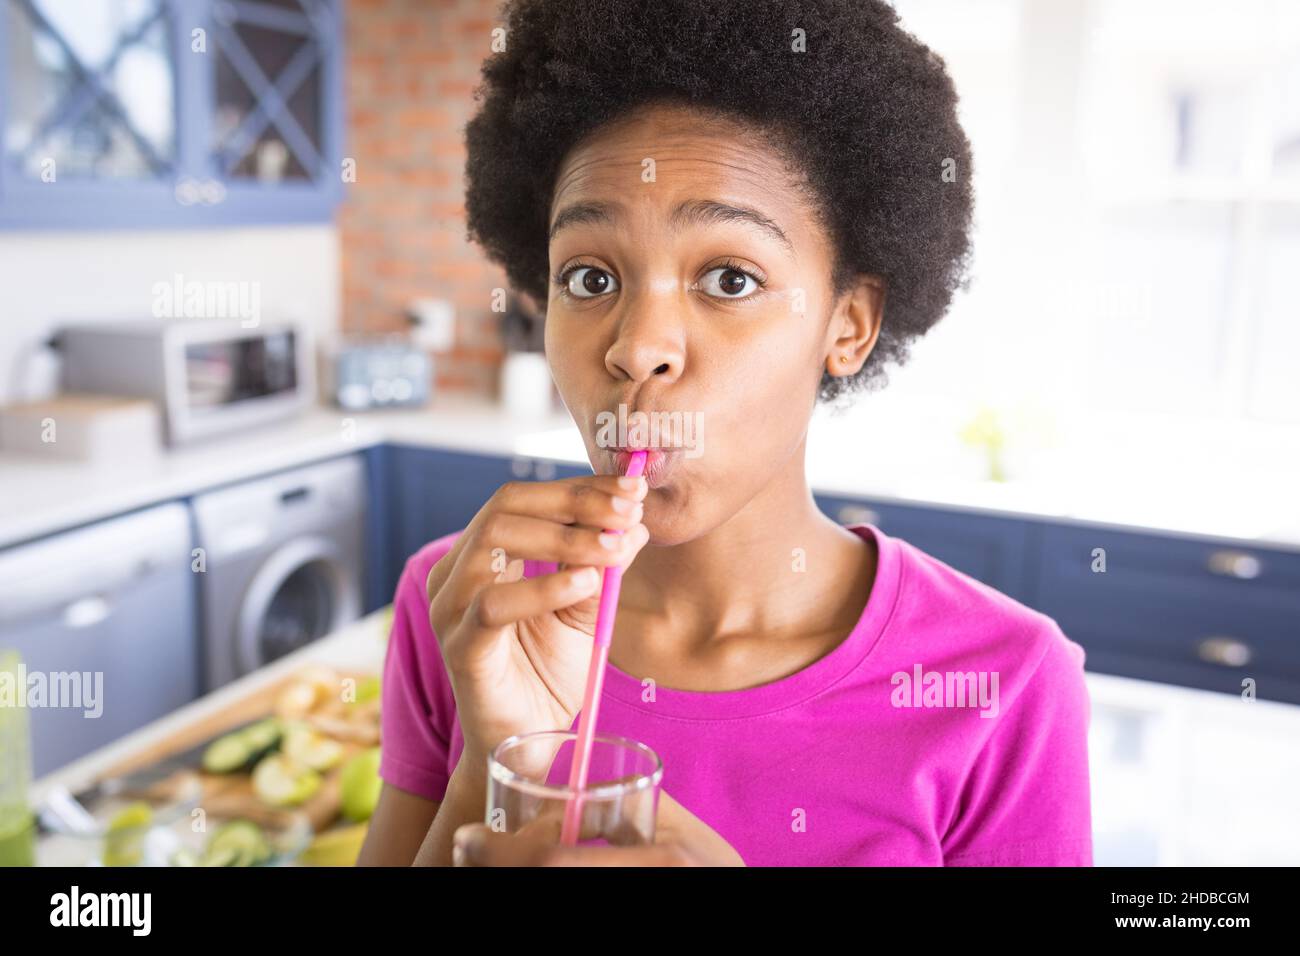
[884,530,1087,704]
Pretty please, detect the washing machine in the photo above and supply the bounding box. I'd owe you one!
[193,453,366,692]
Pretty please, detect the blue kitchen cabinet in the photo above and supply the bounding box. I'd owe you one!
[0,0,343,229]
[815,492,1036,603]
[365,444,592,611]
[1034,522,1300,705]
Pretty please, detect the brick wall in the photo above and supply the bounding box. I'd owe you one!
[340,0,509,396]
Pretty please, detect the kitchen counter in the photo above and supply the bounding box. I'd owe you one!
[29,609,390,811]
[28,605,1300,866]
[0,395,576,550]
[2,393,1298,551]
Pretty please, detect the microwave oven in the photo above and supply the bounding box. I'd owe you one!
[57,318,314,446]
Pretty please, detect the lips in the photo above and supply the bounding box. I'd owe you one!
[610,447,680,488]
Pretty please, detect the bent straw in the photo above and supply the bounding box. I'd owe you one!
[560,449,648,846]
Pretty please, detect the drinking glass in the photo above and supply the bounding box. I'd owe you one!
[486,730,662,848]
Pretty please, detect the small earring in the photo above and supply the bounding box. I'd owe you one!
[839,355,850,364]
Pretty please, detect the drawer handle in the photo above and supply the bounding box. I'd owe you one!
[1206,550,1262,580]
[1196,636,1253,667]
[62,595,112,629]
[837,505,880,526]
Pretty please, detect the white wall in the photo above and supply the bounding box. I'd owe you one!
[0,226,339,402]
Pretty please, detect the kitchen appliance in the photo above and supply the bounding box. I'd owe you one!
[192,454,365,692]
[323,337,432,411]
[56,317,314,446]
[0,504,199,778]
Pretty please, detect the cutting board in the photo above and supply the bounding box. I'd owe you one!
[87,669,379,834]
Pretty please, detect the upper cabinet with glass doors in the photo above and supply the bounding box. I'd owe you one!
[0,0,343,228]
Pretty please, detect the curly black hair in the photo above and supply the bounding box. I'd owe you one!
[464,0,974,403]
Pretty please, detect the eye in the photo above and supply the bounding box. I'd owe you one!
[699,265,762,299]
[562,266,619,299]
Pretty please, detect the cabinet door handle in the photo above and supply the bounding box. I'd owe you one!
[1196,636,1253,667]
[174,178,201,206]
[62,595,112,629]
[1206,550,1262,580]
[201,179,227,205]
[837,504,879,526]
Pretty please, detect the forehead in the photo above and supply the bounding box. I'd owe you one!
[548,104,811,235]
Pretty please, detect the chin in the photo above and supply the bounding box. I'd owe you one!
[640,492,708,548]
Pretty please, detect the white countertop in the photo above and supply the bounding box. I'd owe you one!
[1,393,1297,550]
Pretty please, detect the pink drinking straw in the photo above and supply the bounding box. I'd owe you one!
[560,449,648,846]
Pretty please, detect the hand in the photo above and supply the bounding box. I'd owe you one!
[425,474,651,765]
[451,792,745,867]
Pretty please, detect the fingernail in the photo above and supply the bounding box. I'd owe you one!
[571,567,600,589]
[611,494,634,514]
[617,476,639,490]
[598,531,621,550]
[452,843,467,866]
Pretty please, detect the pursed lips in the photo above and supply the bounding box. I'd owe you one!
[608,446,682,487]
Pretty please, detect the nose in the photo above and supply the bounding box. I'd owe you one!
[603,282,685,384]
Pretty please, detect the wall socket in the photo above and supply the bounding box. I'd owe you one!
[407,298,456,351]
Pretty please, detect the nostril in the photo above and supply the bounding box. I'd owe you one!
[653,363,669,374]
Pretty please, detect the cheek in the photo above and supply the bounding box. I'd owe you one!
[543,316,588,395]
[717,308,822,404]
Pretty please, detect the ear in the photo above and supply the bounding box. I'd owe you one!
[824,274,885,377]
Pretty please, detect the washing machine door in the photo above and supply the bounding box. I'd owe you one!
[235,536,359,676]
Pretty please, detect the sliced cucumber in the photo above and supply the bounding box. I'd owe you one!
[201,734,252,774]
[206,820,272,867]
[201,719,284,774]
[241,718,283,753]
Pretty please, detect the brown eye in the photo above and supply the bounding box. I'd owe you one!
[565,266,618,298]
[700,266,759,298]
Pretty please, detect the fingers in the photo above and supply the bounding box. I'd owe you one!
[453,817,563,867]
[472,511,648,571]
[452,820,692,867]
[424,475,647,604]
[453,815,676,867]
[467,523,648,628]
[429,475,651,640]
[464,564,603,630]
[539,843,696,867]
[492,474,649,528]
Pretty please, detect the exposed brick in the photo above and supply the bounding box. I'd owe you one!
[340,0,510,399]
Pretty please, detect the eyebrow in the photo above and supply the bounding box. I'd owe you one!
[548,198,793,252]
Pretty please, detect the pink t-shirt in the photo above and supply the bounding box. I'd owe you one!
[379,522,1094,866]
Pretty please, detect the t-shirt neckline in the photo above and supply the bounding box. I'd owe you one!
[593,523,901,720]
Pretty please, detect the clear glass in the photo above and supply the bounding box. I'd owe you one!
[4,0,175,179]
[213,24,321,182]
[487,731,663,848]
[0,651,35,866]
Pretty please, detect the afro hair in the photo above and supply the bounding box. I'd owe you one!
[463,0,975,402]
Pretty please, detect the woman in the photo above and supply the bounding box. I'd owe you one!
[359,0,1093,866]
